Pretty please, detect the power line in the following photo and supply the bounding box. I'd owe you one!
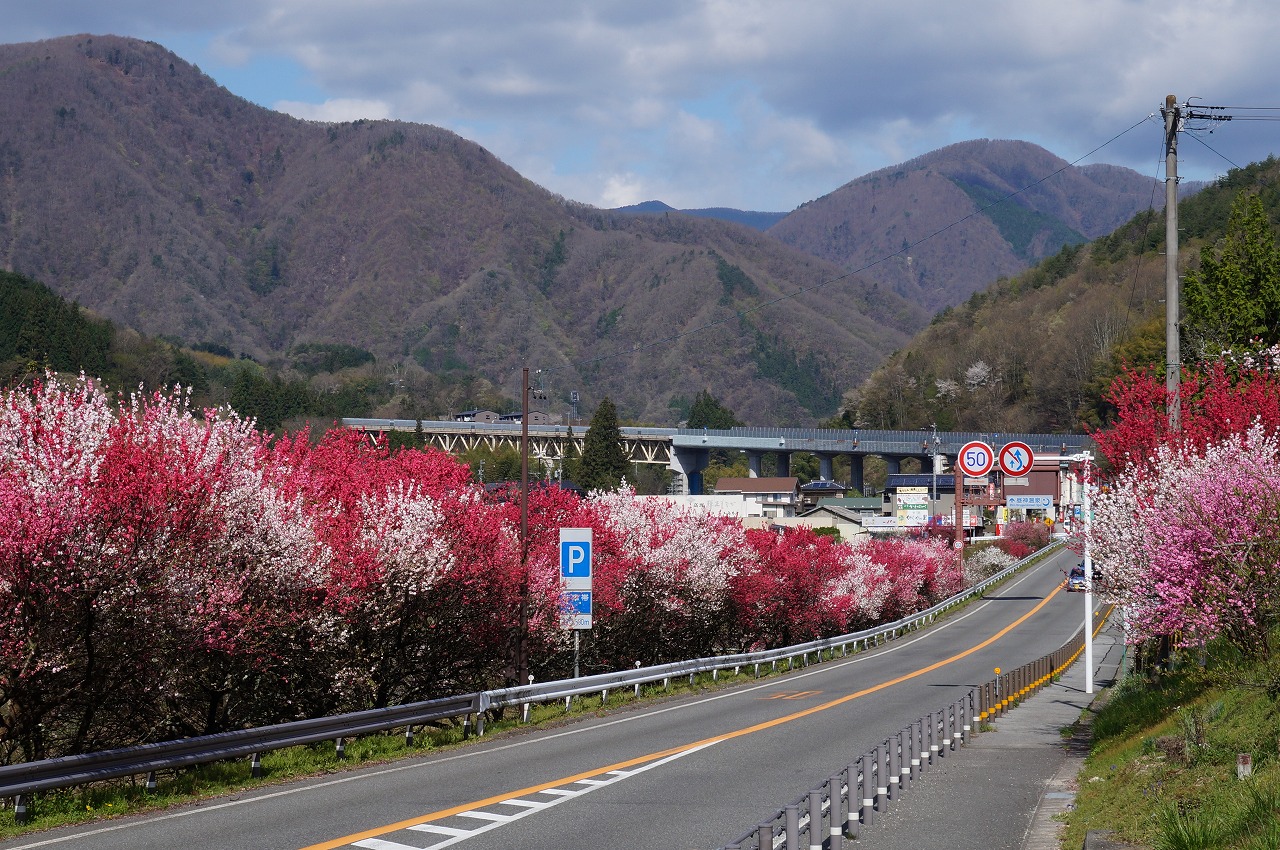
[1184,129,1243,171]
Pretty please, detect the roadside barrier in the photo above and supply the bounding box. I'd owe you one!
[0,545,1061,825]
[717,603,1112,850]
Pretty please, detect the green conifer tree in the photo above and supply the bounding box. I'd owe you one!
[578,397,630,492]
[1183,192,1280,358]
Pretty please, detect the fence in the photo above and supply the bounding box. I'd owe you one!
[718,606,1108,850]
[1,544,1061,825]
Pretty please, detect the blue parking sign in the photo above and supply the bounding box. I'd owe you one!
[560,540,591,578]
[559,528,593,628]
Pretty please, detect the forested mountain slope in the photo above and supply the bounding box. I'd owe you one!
[0,34,925,425]
[849,155,1280,434]
[769,139,1162,313]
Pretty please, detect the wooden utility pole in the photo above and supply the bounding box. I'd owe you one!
[1163,94,1181,432]
[516,367,534,689]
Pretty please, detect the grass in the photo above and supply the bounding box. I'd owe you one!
[1063,649,1280,849]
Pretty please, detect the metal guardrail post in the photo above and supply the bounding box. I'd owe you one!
[888,734,900,801]
[875,743,887,813]
[860,753,875,827]
[911,719,922,781]
[952,699,963,750]
[251,752,262,778]
[808,789,822,850]
[13,794,26,825]
[900,727,912,791]
[785,804,799,848]
[757,822,773,850]
[335,737,346,758]
[830,771,847,848]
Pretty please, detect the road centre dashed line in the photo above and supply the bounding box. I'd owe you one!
[349,744,718,850]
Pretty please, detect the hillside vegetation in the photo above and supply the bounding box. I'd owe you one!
[0,34,928,427]
[768,140,1161,313]
[849,155,1280,434]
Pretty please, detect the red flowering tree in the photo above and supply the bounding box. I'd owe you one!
[577,489,744,668]
[1091,354,1280,477]
[731,528,863,648]
[267,429,521,707]
[857,536,962,621]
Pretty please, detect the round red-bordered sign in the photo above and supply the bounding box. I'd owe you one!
[998,441,1035,477]
[956,440,995,476]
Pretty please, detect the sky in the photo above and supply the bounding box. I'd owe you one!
[9,1,1280,212]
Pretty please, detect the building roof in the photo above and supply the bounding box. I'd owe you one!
[885,473,957,490]
[816,496,882,510]
[713,476,799,495]
[799,480,847,493]
[800,505,866,523]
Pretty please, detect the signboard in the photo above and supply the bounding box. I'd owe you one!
[998,441,1035,477]
[1007,495,1053,510]
[896,492,929,527]
[560,528,593,629]
[862,516,899,529]
[956,441,995,477]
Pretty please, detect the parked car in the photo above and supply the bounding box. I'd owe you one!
[1067,564,1088,592]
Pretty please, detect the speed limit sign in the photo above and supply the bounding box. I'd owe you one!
[956,440,995,477]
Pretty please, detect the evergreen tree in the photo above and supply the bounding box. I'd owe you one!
[1183,192,1280,358]
[686,389,742,430]
[578,397,630,492]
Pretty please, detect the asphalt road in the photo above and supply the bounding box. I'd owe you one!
[3,546,1095,850]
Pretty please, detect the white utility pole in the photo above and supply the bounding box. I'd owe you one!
[1081,451,1094,694]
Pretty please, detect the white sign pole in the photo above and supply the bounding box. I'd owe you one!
[1081,453,1094,694]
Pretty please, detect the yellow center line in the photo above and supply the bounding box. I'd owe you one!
[300,583,1064,850]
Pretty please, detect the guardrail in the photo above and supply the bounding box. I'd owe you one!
[717,603,1109,850]
[1,544,1059,824]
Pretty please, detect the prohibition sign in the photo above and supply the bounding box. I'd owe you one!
[998,441,1035,477]
[956,440,995,477]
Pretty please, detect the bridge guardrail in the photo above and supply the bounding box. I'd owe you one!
[1,543,1059,824]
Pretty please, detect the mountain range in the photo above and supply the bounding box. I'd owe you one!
[0,34,1162,426]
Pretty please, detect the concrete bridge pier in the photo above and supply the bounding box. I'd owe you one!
[670,446,710,495]
[746,451,763,477]
[775,451,791,478]
[816,453,836,481]
[849,454,865,495]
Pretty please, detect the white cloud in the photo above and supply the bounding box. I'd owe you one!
[10,0,1280,208]
[274,98,392,123]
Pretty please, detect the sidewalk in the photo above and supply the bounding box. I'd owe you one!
[853,617,1129,850]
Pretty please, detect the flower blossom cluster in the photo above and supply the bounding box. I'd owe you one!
[0,373,1000,763]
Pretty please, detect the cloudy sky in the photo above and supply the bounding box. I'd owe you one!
[10,1,1280,211]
